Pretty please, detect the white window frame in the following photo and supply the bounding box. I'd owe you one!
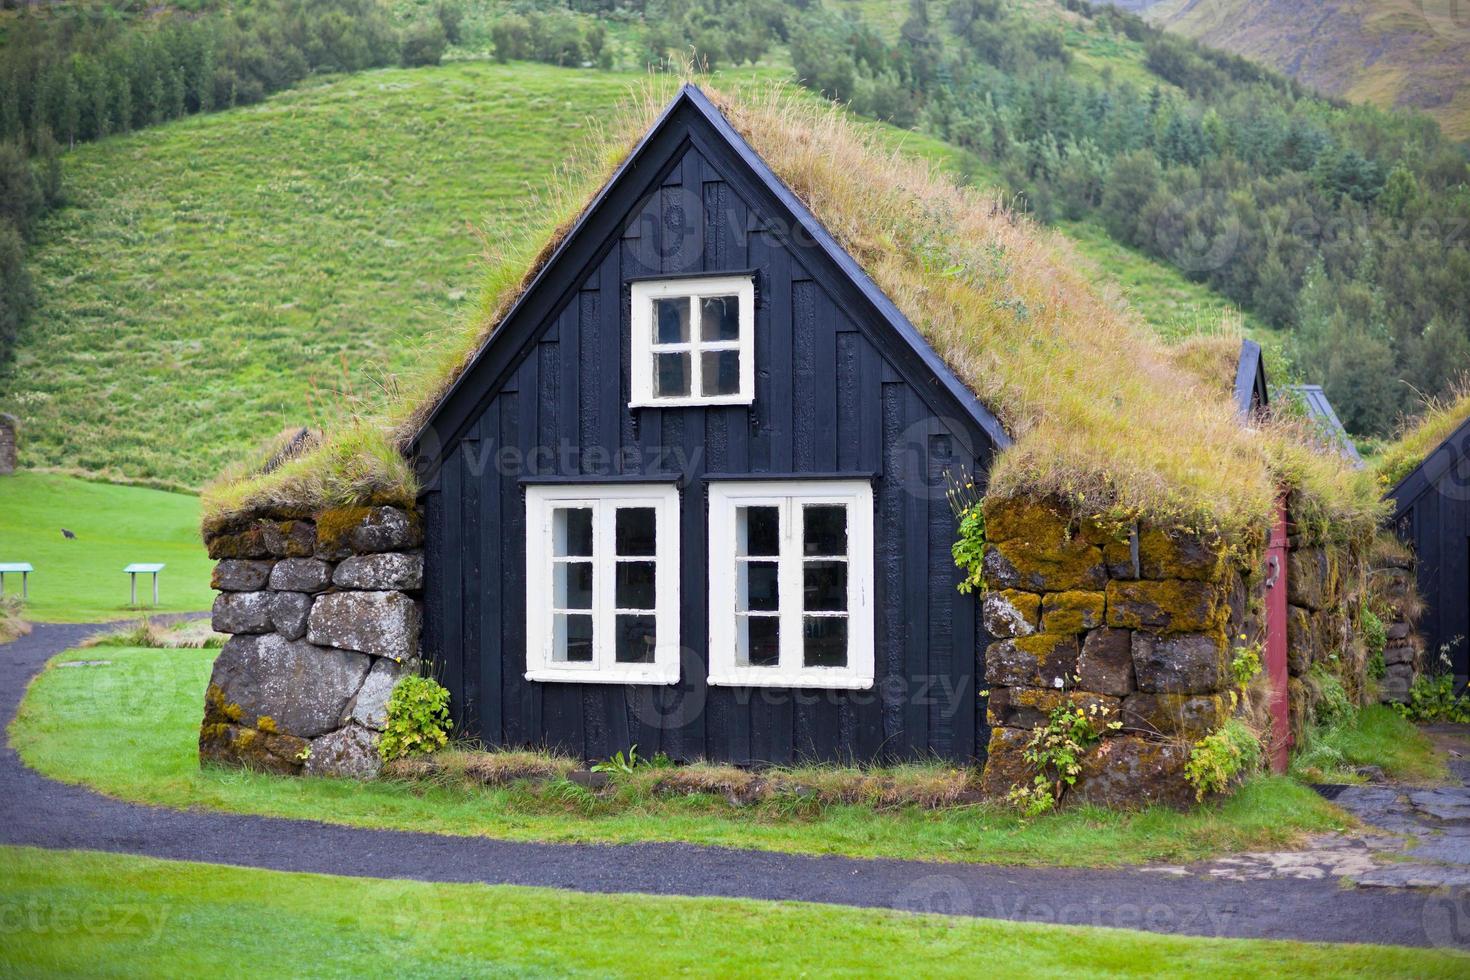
[525,484,681,685]
[629,275,755,408]
[707,480,875,689]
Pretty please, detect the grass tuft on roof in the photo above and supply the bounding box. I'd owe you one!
[1376,380,1470,494]
[202,76,1382,544]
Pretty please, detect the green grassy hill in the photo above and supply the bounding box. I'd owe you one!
[1129,0,1470,140]
[0,58,1262,491]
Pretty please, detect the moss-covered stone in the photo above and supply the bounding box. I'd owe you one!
[1070,735,1194,810]
[982,495,1071,546]
[210,559,275,592]
[1102,532,1138,579]
[1120,691,1230,740]
[986,685,1120,729]
[1286,604,1316,676]
[315,505,423,560]
[990,536,1106,593]
[261,519,317,558]
[1135,524,1227,582]
[984,633,1080,688]
[1077,627,1135,696]
[315,506,375,559]
[1041,591,1106,634]
[981,589,1040,637]
[1105,579,1224,634]
[206,525,271,560]
[978,726,1036,799]
[1287,547,1330,611]
[199,722,307,775]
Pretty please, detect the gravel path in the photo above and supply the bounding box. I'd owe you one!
[3,622,1465,948]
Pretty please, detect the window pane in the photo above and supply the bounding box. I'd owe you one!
[654,296,690,343]
[803,505,847,556]
[553,613,594,663]
[615,614,657,663]
[738,560,779,612]
[803,616,848,668]
[615,507,657,556]
[700,295,740,341]
[803,560,847,611]
[738,505,780,556]
[700,350,741,397]
[738,615,780,667]
[616,561,656,610]
[655,352,690,397]
[553,507,592,557]
[554,560,593,610]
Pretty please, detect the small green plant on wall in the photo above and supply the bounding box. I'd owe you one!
[1230,640,1262,690]
[379,674,453,761]
[1360,608,1387,681]
[1007,692,1120,817]
[1396,643,1470,723]
[945,469,986,594]
[1183,720,1262,802]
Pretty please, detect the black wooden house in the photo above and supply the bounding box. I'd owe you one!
[410,85,1008,765]
[1386,416,1470,679]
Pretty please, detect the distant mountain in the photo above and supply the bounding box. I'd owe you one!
[1114,0,1470,140]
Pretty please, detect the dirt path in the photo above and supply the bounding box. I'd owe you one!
[3,622,1466,948]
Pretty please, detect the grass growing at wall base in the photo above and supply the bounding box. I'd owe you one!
[1291,704,1449,785]
[2,846,1465,977]
[0,472,214,622]
[12,645,1350,867]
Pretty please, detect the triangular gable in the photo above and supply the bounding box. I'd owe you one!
[1291,385,1363,468]
[1385,413,1470,517]
[1233,339,1268,421]
[411,83,1009,472]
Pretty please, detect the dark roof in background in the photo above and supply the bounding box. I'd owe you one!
[1233,339,1267,421]
[1384,412,1470,516]
[1292,384,1364,468]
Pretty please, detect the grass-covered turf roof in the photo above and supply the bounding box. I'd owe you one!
[1376,382,1470,493]
[203,77,1383,545]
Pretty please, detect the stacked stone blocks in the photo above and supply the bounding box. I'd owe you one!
[977,497,1252,809]
[201,504,424,779]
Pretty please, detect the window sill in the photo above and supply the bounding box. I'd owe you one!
[525,668,678,686]
[629,395,755,410]
[707,672,874,691]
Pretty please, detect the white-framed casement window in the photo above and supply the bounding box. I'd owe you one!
[629,275,755,407]
[707,480,874,689]
[525,484,681,684]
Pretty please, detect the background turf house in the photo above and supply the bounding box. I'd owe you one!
[197,80,1392,804]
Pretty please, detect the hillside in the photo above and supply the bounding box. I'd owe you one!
[0,58,1261,490]
[1131,0,1470,140]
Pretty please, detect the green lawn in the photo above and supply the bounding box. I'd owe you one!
[1292,704,1450,785]
[11,644,1352,867]
[0,472,212,622]
[1,847,1461,977]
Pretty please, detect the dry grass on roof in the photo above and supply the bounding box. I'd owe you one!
[203,75,1381,542]
[1376,379,1470,492]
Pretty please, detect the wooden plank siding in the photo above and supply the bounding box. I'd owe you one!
[419,128,997,763]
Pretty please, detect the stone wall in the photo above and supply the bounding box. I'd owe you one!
[200,504,424,779]
[1283,534,1352,745]
[976,497,1255,809]
[1372,547,1423,705]
[0,412,16,476]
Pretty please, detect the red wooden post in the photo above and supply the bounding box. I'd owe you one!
[1265,492,1292,773]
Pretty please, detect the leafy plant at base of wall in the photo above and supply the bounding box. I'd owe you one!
[1230,641,1262,690]
[1395,673,1470,724]
[590,745,674,776]
[1006,697,1119,817]
[378,676,453,761]
[1184,720,1263,802]
[1308,665,1356,728]
[1360,608,1387,681]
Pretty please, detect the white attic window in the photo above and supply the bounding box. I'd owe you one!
[630,275,755,407]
